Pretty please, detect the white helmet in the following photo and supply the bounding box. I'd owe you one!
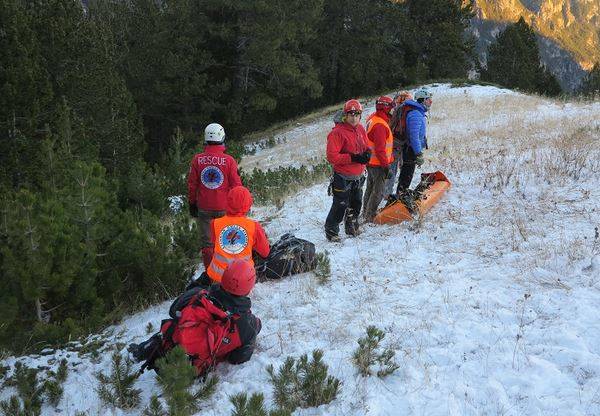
[204,123,225,144]
[414,88,432,101]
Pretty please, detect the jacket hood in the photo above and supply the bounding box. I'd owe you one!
[404,100,427,114]
[226,186,253,216]
[209,285,251,314]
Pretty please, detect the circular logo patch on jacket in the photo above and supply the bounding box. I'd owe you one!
[219,225,249,254]
[201,166,224,189]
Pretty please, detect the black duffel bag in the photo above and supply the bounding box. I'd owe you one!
[255,233,316,281]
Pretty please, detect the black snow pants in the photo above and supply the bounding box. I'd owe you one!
[325,172,365,238]
[396,144,417,193]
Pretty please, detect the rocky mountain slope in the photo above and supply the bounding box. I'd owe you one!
[472,0,600,91]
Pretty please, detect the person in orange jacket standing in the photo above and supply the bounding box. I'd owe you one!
[206,186,270,284]
[187,123,242,268]
[325,99,370,242]
[362,96,395,222]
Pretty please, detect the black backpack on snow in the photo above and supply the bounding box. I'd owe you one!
[255,233,316,281]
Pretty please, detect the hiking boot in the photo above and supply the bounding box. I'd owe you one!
[326,233,341,242]
[184,272,212,291]
[128,334,161,363]
[344,221,360,237]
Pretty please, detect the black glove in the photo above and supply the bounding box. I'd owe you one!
[189,203,198,218]
[415,153,424,167]
[350,150,371,164]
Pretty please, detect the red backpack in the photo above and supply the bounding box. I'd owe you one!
[159,291,242,375]
[389,104,413,147]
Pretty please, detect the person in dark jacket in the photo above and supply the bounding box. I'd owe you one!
[394,88,432,196]
[324,99,370,242]
[128,260,261,371]
[188,123,242,268]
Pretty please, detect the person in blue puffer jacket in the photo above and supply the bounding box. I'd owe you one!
[395,88,432,194]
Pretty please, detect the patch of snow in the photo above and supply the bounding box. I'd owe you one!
[3,85,600,416]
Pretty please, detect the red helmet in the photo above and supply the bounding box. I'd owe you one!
[343,99,363,114]
[375,96,395,112]
[221,259,256,296]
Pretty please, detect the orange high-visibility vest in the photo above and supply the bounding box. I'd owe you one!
[366,115,394,166]
[207,216,256,282]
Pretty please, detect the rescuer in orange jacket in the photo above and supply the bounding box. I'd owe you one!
[206,186,270,284]
[362,96,395,222]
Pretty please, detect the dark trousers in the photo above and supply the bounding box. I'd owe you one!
[384,148,402,198]
[325,173,364,237]
[197,209,226,249]
[396,145,417,193]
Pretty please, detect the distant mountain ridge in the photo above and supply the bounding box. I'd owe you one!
[472,0,600,91]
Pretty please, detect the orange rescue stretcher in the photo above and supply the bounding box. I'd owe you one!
[373,171,451,225]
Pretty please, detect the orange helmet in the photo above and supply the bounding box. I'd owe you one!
[343,99,363,114]
[394,91,412,105]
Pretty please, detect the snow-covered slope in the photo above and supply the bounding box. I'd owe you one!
[2,85,600,415]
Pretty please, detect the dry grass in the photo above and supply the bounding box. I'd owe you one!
[242,85,600,181]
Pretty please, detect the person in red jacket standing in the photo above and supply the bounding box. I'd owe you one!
[188,123,243,268]
[325,99,370,242]
[362,96,395,222]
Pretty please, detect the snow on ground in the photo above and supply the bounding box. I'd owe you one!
[2,85,600,416]
[240,83,600,172]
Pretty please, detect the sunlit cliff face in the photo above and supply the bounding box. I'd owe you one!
[473,0,599,70]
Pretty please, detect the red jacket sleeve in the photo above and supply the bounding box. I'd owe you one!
[326,130,352,166]
[209,219,216,245]
[252,222,270,258]
[369,124,390,167]
[187,155,199,204]
[229,157,243,187]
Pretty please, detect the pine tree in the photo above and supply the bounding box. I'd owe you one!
[143,395,168,416]
[201,0,323,134]
[0,362,44,416]
[404,0,475,80]
[267,350,340,413]
[155,346,218,416]
[26,0,145,179]
[96,351,141,410]
[229,392,292,416]
[352,326,399,378]
[89,0,215,160]
[482,17,562,96]
[0,189,80,338]
[311,0,409,103]
[43,359,69,407]
[314,251,331,285]
[580,62,600,96]
[0,0,53,189]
